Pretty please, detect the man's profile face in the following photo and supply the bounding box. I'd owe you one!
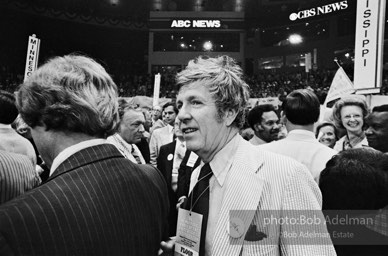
[119,109,145,144]
[258,111,280,142]
[176,82,229,160]
[163,105,177,126]
[365,111,388,152]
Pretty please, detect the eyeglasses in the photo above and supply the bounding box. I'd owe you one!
[343,114,362,120]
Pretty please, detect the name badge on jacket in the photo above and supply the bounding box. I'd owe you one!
[186,152,198,167]
[175,208,202,256]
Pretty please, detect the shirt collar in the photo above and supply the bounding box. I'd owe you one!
[287,129,315,139]
[113,133,133,151]
[0,124,12,129]
[344,133,367,149]
[208,134,240,187]
[167,124,174,133]
[50,139,107,176]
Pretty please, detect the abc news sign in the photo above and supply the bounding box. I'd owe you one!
[289,0,348,21]
[171,19,221,28]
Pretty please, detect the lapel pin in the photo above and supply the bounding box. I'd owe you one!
[228,217,245,238]
[167,154,173,161]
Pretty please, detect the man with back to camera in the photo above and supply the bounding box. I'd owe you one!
[365,104,388,153]
[0,55,169,255]
[107,99,146,164]
[247,104,281,145]
[160,55,335,256]
[260,89,337,182]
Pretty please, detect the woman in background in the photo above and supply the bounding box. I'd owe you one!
[332,96,369,151]
[315,122,338,148]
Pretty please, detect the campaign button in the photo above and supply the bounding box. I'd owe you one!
[228,217,245,238]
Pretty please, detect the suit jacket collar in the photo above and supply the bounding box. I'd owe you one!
[212,137,265,256]
[0,124,12,129]
[164,141,176,185]
[47,144,123,183]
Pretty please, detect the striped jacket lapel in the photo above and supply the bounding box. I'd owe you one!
[47,144,123,182]
[212,139,265,256]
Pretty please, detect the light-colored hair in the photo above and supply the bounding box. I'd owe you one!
[118,98,139,120]
[16,54,119,138]
[176,55,250,128]
[315,121,339,140]
[332,96,369,130]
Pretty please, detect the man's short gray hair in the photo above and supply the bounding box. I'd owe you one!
[176,55,250,128]
[16,54,119,138]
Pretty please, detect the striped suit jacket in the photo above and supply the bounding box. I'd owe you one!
[0,144,169,256]
[0,150,40,204]
[0,127,37,166]
[206,137,336,256]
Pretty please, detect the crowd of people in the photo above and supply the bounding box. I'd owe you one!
[2,61,388,103]
[0,54,388,256]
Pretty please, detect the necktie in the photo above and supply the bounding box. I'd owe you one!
[131,145,142,164]
[187,163,213,256]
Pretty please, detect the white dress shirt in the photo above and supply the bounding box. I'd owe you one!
[149,124,174,166]
[260,129,337,182]
[189,134,239,256]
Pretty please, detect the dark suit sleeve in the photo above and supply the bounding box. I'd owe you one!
[156,145,168,182]
[0,233,15,256]
[139,164,170,241]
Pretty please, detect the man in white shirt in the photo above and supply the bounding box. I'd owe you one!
[107,99,146,164]
[260,89,337,182]
[149,102,178,166]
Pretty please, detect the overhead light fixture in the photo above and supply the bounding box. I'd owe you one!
[288,34,303,44]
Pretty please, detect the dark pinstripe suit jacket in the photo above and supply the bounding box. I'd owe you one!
[157,141,177,236]
[0,144,169,256]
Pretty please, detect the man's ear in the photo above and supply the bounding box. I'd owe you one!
[224,109,238,126]
[253,123,264,132]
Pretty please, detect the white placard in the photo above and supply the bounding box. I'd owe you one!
[153,73,161,107]
[24,34,40,82]
[353,0,386,93]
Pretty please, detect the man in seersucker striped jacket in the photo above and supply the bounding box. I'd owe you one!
[160,55,336,256]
